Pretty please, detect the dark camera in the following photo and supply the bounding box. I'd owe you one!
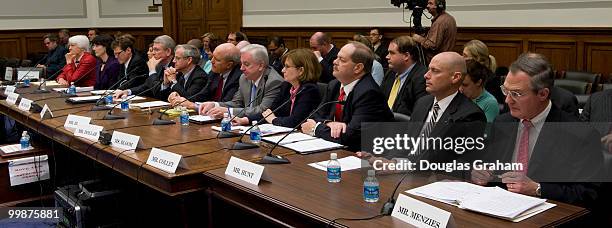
[390,0,427,10]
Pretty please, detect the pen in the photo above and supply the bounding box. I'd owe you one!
[227,107,231,118]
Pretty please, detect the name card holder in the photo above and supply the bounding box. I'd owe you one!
[110,131,143,151]
[18,98,32,112]
[146,148,188,174]
[392,194,455,228]
[40,104,54,119]
[74,124,104,141]
[224,156,270,185]
[6,93,18,105]
[64,114,92,131]
[4,85,16,95]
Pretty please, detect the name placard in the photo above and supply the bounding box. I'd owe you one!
[4,85,16,95]
[110,131,142,151]
[225,156,269,185]
[17,69,40,80]
[18,98,32,112]
[392,194,453,228]
[4,67,13,81]
[74,124,104,141]
[40,104,54,119]
[8,155,50,186]
[64,114,91,131]
[6,93,18,105]
[146,148,184,174]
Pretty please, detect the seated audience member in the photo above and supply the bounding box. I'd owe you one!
[368,27,389,69]
[58,29,70,48]
[233,49,322,127]
[471,53,603,208]
[460,59,500,122]
[236,40,251,50]
[87,28,99,42]
[112,35,148,90]
[309,32,339,83]
[159,44,208,101]
[187,38,205,62]
[146,43,154,60]
[226,31,247,46]
[301,42,394,151]
[462,39,504,103]
[267,36,289,74]
[198,44,283,119]
[551,85,579,117]
[57,35,96,87]
[360,52,486,164]
[91,34,120,90]
[201,32,220,61]
[581,89,612,153]
[381,36,428,116]
[37,33,67,77]
[168,43,242,108]
[352,34,384,86]
[113,35,175,100]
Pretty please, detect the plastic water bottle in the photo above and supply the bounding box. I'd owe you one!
[180,107,189,126]
[120,100,129,112]
[363,170,380,202]
[249,121,261,144]
[327,153,341,183]
[23,78,30,87]
[104,95,113,104]
[221,113,231,131]
[20,131,30,150]
[68,82,76,95]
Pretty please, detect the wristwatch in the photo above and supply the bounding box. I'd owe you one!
[535,183,541,197]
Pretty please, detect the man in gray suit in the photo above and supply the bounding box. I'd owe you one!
[198,44,283,120]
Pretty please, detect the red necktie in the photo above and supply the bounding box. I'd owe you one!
[517,120,533,173]
[334,88,345,121]
[214,76,223,101]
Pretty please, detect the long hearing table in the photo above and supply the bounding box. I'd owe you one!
[0,85,589,227]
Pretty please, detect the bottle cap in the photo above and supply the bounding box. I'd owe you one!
[22,131,27,136]
[368,169,375,176]
[223,113,229,118]
[252,121,258,125]
[330,153,337,159]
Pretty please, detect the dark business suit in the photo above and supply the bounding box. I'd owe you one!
[380,63,428,116]
[129,59,174,100]
[374,42,389,69]
[251,82,321,128]
[117,54,148,90]
[94,56,120,90]
[319,46,339,83]
[483,105,603,206]
[160,66,207,101]
[551,86,579,117]
[580,90,612,134]
[44,45,67,77]
[206,65,242,102]
[390,93,486,162]
[314,75,394,151]
[220,67,283,118]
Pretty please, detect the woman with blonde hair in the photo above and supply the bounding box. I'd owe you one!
[463,40,497,72]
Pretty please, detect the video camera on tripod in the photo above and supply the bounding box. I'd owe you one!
[390,0,428,34]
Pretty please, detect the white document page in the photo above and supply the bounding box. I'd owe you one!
[308,156,363,172]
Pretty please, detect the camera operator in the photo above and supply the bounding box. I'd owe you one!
[411,0,457,63]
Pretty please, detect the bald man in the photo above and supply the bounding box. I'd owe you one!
[310,32,339,83]
[168,43,242,108]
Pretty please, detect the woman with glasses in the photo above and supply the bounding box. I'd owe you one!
[91,34,120,90]
[232,49,322,127]
[57,35,97,87]
[460,59,500,122]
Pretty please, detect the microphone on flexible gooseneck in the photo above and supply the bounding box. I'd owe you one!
[91,73,148,111]
[259,100,345,164]
[32,69,63,94]
[231,86,304,150]
[216,74,269,138]
[10,54,48,88]
[102,80,163,120]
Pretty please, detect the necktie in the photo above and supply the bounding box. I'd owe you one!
[249,82,257,107]
[517,120,533,173]
[420,102,440,139]
[214,76,224,101]
[387,74,401,109]
[334,87,346,121]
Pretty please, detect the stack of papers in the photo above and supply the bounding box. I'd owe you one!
[406,181,556,222]
[130,101,169,108]
[211,124,293,136]
[52,86,94,93]
[189,115,218,123]
[308,156,363,172]
[31,81,61,86]
[67,95,101,102]
[262,132,345,154]
[0,144,34,154]
[90,90,113,95]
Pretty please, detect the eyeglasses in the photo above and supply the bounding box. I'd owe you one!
[175,56,191,61]
[500,85,527,101]
[113,50,124,56]
[369,33,380,36]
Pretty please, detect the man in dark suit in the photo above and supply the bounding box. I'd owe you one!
[301,42,393,151]
[169,43,242,108]
[380,36,428,116]
[114,35,175,100]
[472,53,603,207]
[37,33,67,77]
[267,36,288,75]
[112,35,148,90]
[369,27,388,69]
[310,32,339,83]
[199,44,283,119]
[159,44,207,101]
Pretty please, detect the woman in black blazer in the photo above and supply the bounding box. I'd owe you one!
[233,49,321,127]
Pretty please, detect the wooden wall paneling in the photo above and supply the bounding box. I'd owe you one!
[179,21,204,43]
[162,0,178,39]
[529,41,577,72]
[178,0,203,21]
[205,0,229,19]
[206,21,230,40]
[585,42,612,82]
[0,37,22,59]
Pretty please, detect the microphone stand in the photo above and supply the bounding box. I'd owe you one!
[102,80,162,120]
[259,100,343,164]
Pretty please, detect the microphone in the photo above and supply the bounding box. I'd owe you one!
[32,69,63,94]
[217,74,269,138]
[153,90,202,125]
[259,100,344,164]
[10,54,48,88]
[380,173,410,215]
[102,80,163,120]
[91,73,148,111]
[231,86,304,150]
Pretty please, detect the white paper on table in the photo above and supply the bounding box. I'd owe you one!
[68,95,102,101]
[308,155,363,172]
[90,90,113,95]
[31,80,61,86]
[189,115,216,122]
[283,138,345,154]
[407,181,486,205]
[52,86,94,93]
[0,144,34,154]
[211,124,293,136]
[262,132,316,145]
[459,186,547,219]
[131,101,170,108]
[114,95,146,102]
